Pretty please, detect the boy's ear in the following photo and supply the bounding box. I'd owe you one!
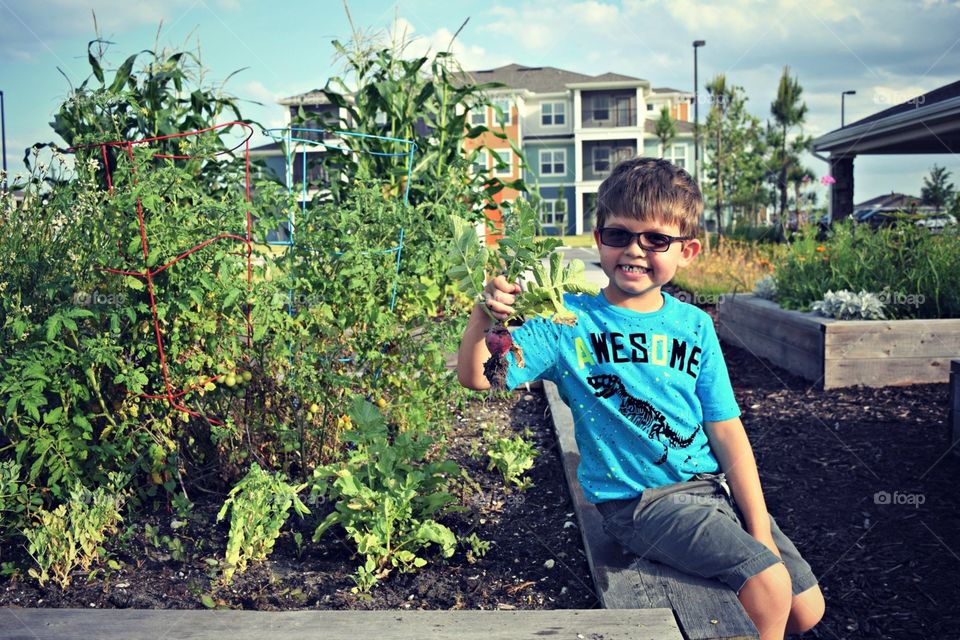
[593,227,602,249]
[678,238,702,266]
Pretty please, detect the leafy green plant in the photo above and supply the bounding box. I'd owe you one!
[311,397,458,592]
[461,532,491,564]
[23,478,126,588]
[448,201,599,387]
[216,463,310,584]
[487,434,538,491]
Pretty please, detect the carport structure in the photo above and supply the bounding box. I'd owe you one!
[814,80,960,220]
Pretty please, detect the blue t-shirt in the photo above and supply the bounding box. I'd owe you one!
[505,290,740,504]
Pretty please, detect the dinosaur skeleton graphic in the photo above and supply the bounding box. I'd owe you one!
[587,374,701,465]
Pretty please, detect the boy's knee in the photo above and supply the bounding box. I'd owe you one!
[740,562,793,616]
[787,585,825,635]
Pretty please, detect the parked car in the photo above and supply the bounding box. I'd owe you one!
[914,213,957,231]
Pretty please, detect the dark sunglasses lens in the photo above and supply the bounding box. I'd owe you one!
[601,229,632,247]
[641,233,672,250]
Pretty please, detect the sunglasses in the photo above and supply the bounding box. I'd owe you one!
[597,227,694,252]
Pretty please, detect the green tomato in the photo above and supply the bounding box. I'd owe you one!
[224,374,237,388]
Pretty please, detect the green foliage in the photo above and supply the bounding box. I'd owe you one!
[461,532,491,564]
[297,19,522,213]
[487,434,538,491]
[216,463,309,583]
[654,106,677,152]
[311,397,458,592]
[50,38,246,159]
[23,478,127,588]
[447,201,599,324]
[772,221,960,319]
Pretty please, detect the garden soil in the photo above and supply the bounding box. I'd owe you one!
[2,310,959,640]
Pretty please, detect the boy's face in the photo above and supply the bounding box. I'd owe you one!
[593,215,701,312]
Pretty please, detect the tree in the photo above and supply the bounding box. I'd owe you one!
[704,74,732,242]
[654,106,677,157]
[770,67,809,222]
[921,165,955,213]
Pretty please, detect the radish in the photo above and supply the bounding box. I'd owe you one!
[483,324,521,389]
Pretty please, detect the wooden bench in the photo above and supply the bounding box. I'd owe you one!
[543,381,760,640]
[0,608,682,639]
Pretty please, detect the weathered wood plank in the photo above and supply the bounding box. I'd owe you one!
[716,296,824,382]
[717,296,825,354]
[823,326,960,358]
[821,318,960,334]
[544,382,759,640]
[823,356,954,389]
[0,608,681,640]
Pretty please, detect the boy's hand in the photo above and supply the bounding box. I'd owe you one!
[751,527,782,560]
[482,276,521,322]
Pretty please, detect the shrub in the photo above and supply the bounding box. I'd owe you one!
[487,434,538,491]
[811,290,886,320]
[772,221,960,319]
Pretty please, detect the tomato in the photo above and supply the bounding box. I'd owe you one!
[309,403,320,414]
[224,374,237,388]
[375,397,387,409]
[241,371,253,382]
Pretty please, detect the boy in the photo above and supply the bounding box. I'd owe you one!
[457,158,824,640]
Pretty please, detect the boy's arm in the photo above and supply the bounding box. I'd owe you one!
[704,417,781,558]
[456,276,520,390]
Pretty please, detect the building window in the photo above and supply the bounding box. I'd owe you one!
[493,149,513,176]
[470,108,486,126]
[669,144,687,169]
[593,147,611,173]
[539,149,566,175]
[471,149,489,176]
[593,95,610,121]
[493,98,513,125]
[647,103,654,111]
[541,102,566,126]
[541,198,566,229]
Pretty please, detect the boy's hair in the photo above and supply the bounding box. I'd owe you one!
[595,157,703,236]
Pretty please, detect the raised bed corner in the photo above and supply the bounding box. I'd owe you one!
[717,294,960,389]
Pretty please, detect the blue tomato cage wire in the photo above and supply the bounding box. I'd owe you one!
[261,127,416,316]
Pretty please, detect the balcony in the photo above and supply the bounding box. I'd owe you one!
[581,140,637,181]
[581,90,637,128]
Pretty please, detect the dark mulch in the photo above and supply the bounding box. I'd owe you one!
[3,308,958,640]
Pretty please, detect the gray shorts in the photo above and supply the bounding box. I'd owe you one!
[596,473,818,596]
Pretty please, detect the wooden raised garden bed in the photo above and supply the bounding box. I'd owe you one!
[716,294,960,389]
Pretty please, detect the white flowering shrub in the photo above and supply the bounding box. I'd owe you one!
[753,275,778,300]
[811,290,887,320]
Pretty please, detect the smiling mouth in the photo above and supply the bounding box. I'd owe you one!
[619,265,651,274]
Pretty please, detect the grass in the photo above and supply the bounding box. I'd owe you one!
[672,239,783,297]
[538,233,596,248]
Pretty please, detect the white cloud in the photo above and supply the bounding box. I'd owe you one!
[389,16,509,71]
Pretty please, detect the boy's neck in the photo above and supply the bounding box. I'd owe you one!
[601,286,666,313]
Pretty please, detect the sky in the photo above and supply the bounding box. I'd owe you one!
[1,0,959,205]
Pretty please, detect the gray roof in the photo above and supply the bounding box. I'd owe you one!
[457,63,645,93]
[652,87,687,94]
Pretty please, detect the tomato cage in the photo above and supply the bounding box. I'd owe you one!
[70,121,256,424]
[261,127,417,314]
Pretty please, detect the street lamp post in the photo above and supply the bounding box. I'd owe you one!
[692,39,705,240]
[841,89,856,127]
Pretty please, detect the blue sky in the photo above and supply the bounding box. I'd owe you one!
[1,0,959,204]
